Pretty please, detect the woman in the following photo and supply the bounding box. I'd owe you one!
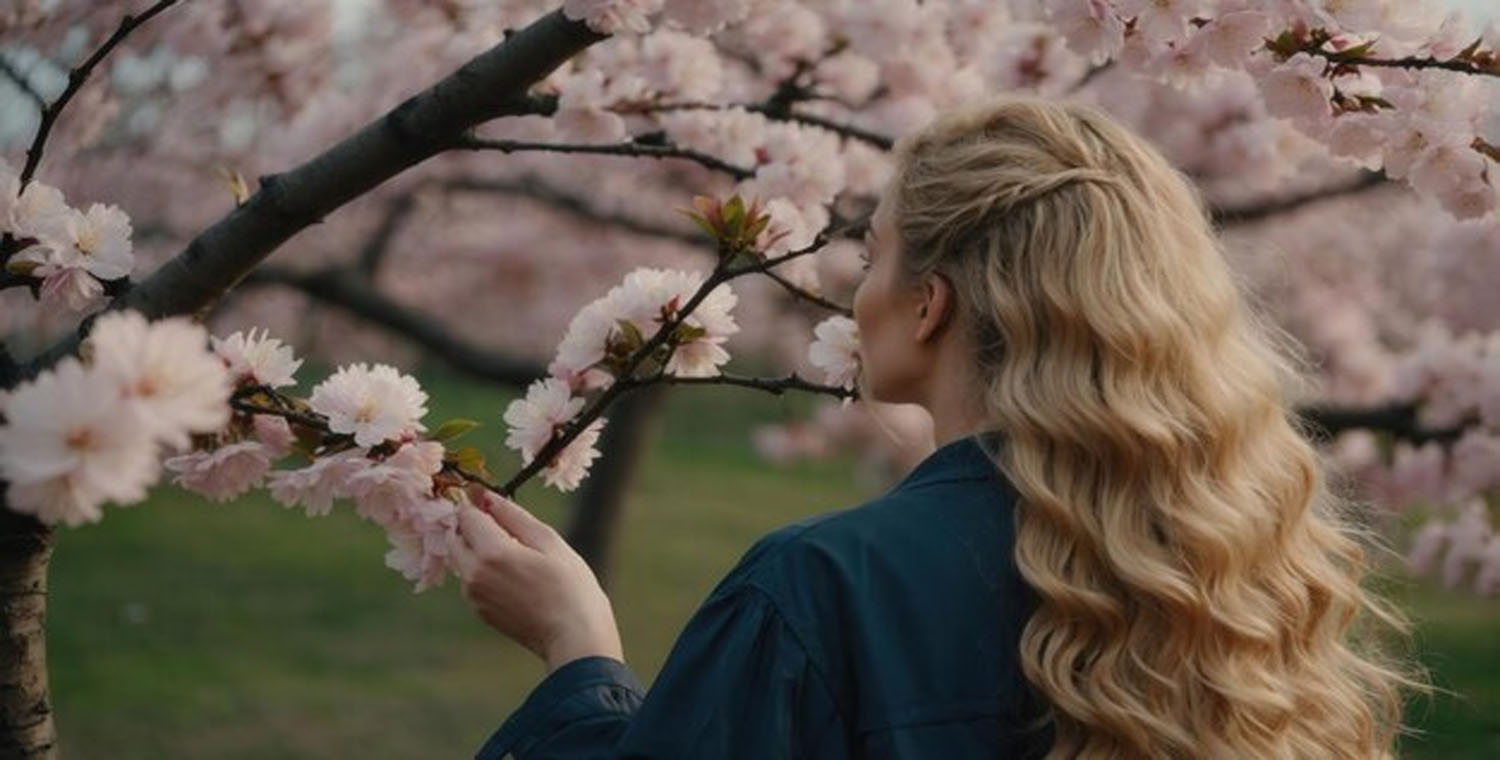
[452,98,1414,759]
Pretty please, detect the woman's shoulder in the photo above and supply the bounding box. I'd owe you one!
[715,475,1017,608]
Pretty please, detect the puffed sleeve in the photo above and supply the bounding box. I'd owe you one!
[474,583,849,760]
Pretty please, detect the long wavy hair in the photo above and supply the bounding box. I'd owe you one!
[889,98,1417,759]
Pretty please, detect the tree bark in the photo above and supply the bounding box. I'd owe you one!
[565,386,665,589]
[0,505,55,760]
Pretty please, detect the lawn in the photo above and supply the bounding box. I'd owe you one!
[45,370,1500,758]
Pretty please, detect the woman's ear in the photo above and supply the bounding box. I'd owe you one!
[913,272,955,344]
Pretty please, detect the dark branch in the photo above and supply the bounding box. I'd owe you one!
[636,101,894,150]
[450,136,756,180]
[23,9,606,379]
[19,0,182,188]
[761,269,852,316]
[0,55,46,110]
[642,371,855,401]
[356,193,420,278]
[751,106,894,150]
[443,175,704,246]
[1211,171,1389,227]
[499,260,741,496]
[1308,48,1500,79]
[239,266,544,388]
[1297,402,1467,446]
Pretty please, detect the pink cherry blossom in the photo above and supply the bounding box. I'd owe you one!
[165,441,274,503]
[382,496,460,591]
[554,69,629,144]
[660,0,749,36]
[87,311,233,449]
[0,358,158,526]
[1258,52,1333,124]
[308,363,428,447]
[212,327,302,388]
[808,316,860,391]
[266,448,367,517]
[345,440,444,525]
[252,414,296,457]
[505,378,585,461]
[563,0,661,36]
[1049,0,1127,64]
[542,417,607,492]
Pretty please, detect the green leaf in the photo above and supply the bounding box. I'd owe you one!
[430,418,480,443]
[722,195,746,235]
[1339,39,1378,59]
[674,323,708,343]
[450,445,492,480]
[616,319,646,351]
[684,211,720,240]
[4,257,39,276]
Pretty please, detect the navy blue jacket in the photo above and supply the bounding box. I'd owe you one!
[476,433,1051,759]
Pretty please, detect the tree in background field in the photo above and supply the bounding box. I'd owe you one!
[3,1,1500,757]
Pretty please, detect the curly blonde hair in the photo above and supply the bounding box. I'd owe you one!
[890,98,1417,759]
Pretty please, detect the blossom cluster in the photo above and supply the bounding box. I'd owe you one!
[0,311,229,526]
[2,159,134,311]
[504,266,739,492]
[1047,0,1500,219]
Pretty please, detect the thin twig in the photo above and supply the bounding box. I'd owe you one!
[635,100,894,150]
[640,371,856,401]
[19,0,184,188]
[1308,48,1500,79]
[761,268,853,316]
[498,260,738,496]
[451,136,756,180]
[0,55,46,110]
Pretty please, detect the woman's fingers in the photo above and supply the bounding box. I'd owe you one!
[457,504,518,559]
[476,491,562,550]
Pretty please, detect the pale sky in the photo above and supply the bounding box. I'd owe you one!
[1444,0,1498,22]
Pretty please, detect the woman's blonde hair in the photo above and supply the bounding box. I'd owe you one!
[890,98,1418,759]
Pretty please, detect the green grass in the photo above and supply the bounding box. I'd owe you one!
[45,370,1500,758]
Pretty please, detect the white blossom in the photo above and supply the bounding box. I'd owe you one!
[308,363,428,447]
[165,441,274,503]
[809,316,861,391]
[0,358,158,526]
[212,327,302,388]
[504,378,585,461]
[88,311,232,449]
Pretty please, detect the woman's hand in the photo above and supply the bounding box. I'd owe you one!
[453,488,623,673]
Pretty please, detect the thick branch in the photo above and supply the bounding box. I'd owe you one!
[0,505,55,760]
[19,0,182,188]
[240,266,543,388]
[450,136,755,180]
[23,10,606,378]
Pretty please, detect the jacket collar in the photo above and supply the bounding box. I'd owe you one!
[892,431,1005,492]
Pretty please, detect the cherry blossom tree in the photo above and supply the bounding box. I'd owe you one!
[4,1,1500,757]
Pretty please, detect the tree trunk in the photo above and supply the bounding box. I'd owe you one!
[565,386,665,590]
[0,505,56,760]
